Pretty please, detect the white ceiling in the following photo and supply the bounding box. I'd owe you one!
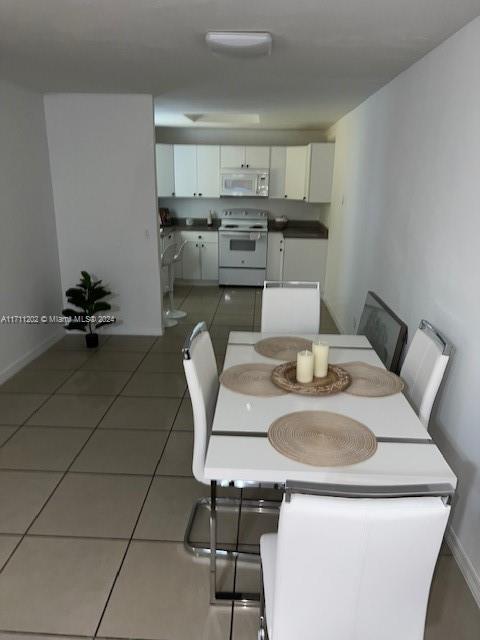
[1,0,479,129]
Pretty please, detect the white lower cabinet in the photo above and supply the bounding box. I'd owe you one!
[179,231,218,281]
[282,238,328,292]
[266,232,284,280]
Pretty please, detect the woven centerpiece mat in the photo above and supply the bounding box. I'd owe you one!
[271,362,351,396]
[220,363,289,397]
[339,362,405,397]
[268,410,377,467]
[254,336,313,361]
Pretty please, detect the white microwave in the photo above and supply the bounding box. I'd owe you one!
[220,169,269,197]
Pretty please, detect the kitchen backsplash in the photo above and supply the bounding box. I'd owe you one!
[158,197,330,226]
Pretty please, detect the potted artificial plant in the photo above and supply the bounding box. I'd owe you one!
[62,271,115,348]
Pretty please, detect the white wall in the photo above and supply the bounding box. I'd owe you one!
[326,17,480,602]
[45,94,163,335]
[0,79,62,382]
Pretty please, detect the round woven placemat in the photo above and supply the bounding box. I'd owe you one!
[254,336,313,361]
[268,411,377,467]
[220,363,289,397]
[271,362,351,396]
[339,362,405,397]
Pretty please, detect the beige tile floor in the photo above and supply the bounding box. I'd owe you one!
[0,285,478,639]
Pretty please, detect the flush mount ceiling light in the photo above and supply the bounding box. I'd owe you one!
[205,31,272,57]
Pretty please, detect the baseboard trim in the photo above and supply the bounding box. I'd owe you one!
[0,331,63,385]
[445,525,480,608]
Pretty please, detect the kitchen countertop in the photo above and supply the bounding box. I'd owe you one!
[160,217,328,239]
[268,219,328,239]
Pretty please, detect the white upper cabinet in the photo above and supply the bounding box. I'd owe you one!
[284,146,309,201]
[174,145,220,198]
[269,146,287,199]
[245,146,270,169]
[220,146,245,169]
[174,145,197,197]
[220,145,270,169]
[196,145,220,197]
[307,143,335,203]
[155,144,175,197]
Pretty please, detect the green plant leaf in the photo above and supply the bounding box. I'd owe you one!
[92,301,111,312]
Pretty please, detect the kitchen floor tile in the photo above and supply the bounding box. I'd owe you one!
[52,334,109,350]
[231,604,260,640]
[137,352,184,373]
[237,509,279,551]
[0,535,21,569]
[172,398,193,430]
[122,372,186,397]
[99,396,180,430]
[80,350,145,371]
[26,394,114,428]
[0,426,17,446]
[97,541,232,640]
[57,370,130,395]
[0,536,126,635]
[156,431,193,476]
[27,350,92,370]
[71,429,168,475]
[151,336,185,353]
[210,325,252,342]
[0,470,61,534]
[0,394,48,426]
[31,473,150,538]
[134,476,238,545]
[0,427,91,472]
[102,335,156,352]
[0,370,73,394]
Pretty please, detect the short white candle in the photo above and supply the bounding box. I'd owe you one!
[296,350,314,383]
[313,342,329,378]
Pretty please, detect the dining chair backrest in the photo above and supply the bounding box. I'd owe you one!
[357,291,407,373]
[182,322,219,484]
[270,492,450,640]
[173,240,187,264]
[261,281,320,334]
[400,320,452,428]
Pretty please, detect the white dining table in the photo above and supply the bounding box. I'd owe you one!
[205,331,456,604]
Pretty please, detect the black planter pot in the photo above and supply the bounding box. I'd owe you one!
[85,333,99,349]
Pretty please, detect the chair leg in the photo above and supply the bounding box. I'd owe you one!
[184,496,279,561]
[258,566,268,640]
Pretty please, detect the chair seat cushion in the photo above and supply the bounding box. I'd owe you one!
[260,533,277,639]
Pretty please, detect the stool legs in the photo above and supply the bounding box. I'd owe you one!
[165,263,187,320]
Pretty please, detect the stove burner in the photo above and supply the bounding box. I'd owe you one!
[224,224,239,229]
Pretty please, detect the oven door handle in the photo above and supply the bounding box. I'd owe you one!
[221,231,265,239]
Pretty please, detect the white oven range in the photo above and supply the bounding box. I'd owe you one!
[218,209,268,286]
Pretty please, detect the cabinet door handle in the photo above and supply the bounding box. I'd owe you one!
[284,194,287,198]
[198,193,202,196]
[246,164,249,168]
[303,196,306,201]
[195,243,198,248]
[280,248,283,252]
[171,192,175,196]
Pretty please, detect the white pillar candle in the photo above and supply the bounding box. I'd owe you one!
[296,350,314,383]
[313,342,329,378]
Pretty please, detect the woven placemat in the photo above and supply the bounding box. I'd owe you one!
[254,336,313,361]
[339,362,405,397]
[268,411,377,467]
[220,364,289,397]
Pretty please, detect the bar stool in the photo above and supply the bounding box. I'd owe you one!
[161,242,188,328]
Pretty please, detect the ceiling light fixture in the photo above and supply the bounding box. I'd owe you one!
[205,31,272,58]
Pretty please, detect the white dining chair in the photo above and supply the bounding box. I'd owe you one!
[161,241,187,326]
[182,321,279,558]
[260,281,320,334]
[259,483,452,640]
[400,319,453,429]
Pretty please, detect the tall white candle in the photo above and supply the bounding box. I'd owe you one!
[296,350,314,383]
[313,342,329,378]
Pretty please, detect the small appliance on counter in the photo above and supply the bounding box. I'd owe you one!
[159,207,172,226]
[272,215,288,230]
